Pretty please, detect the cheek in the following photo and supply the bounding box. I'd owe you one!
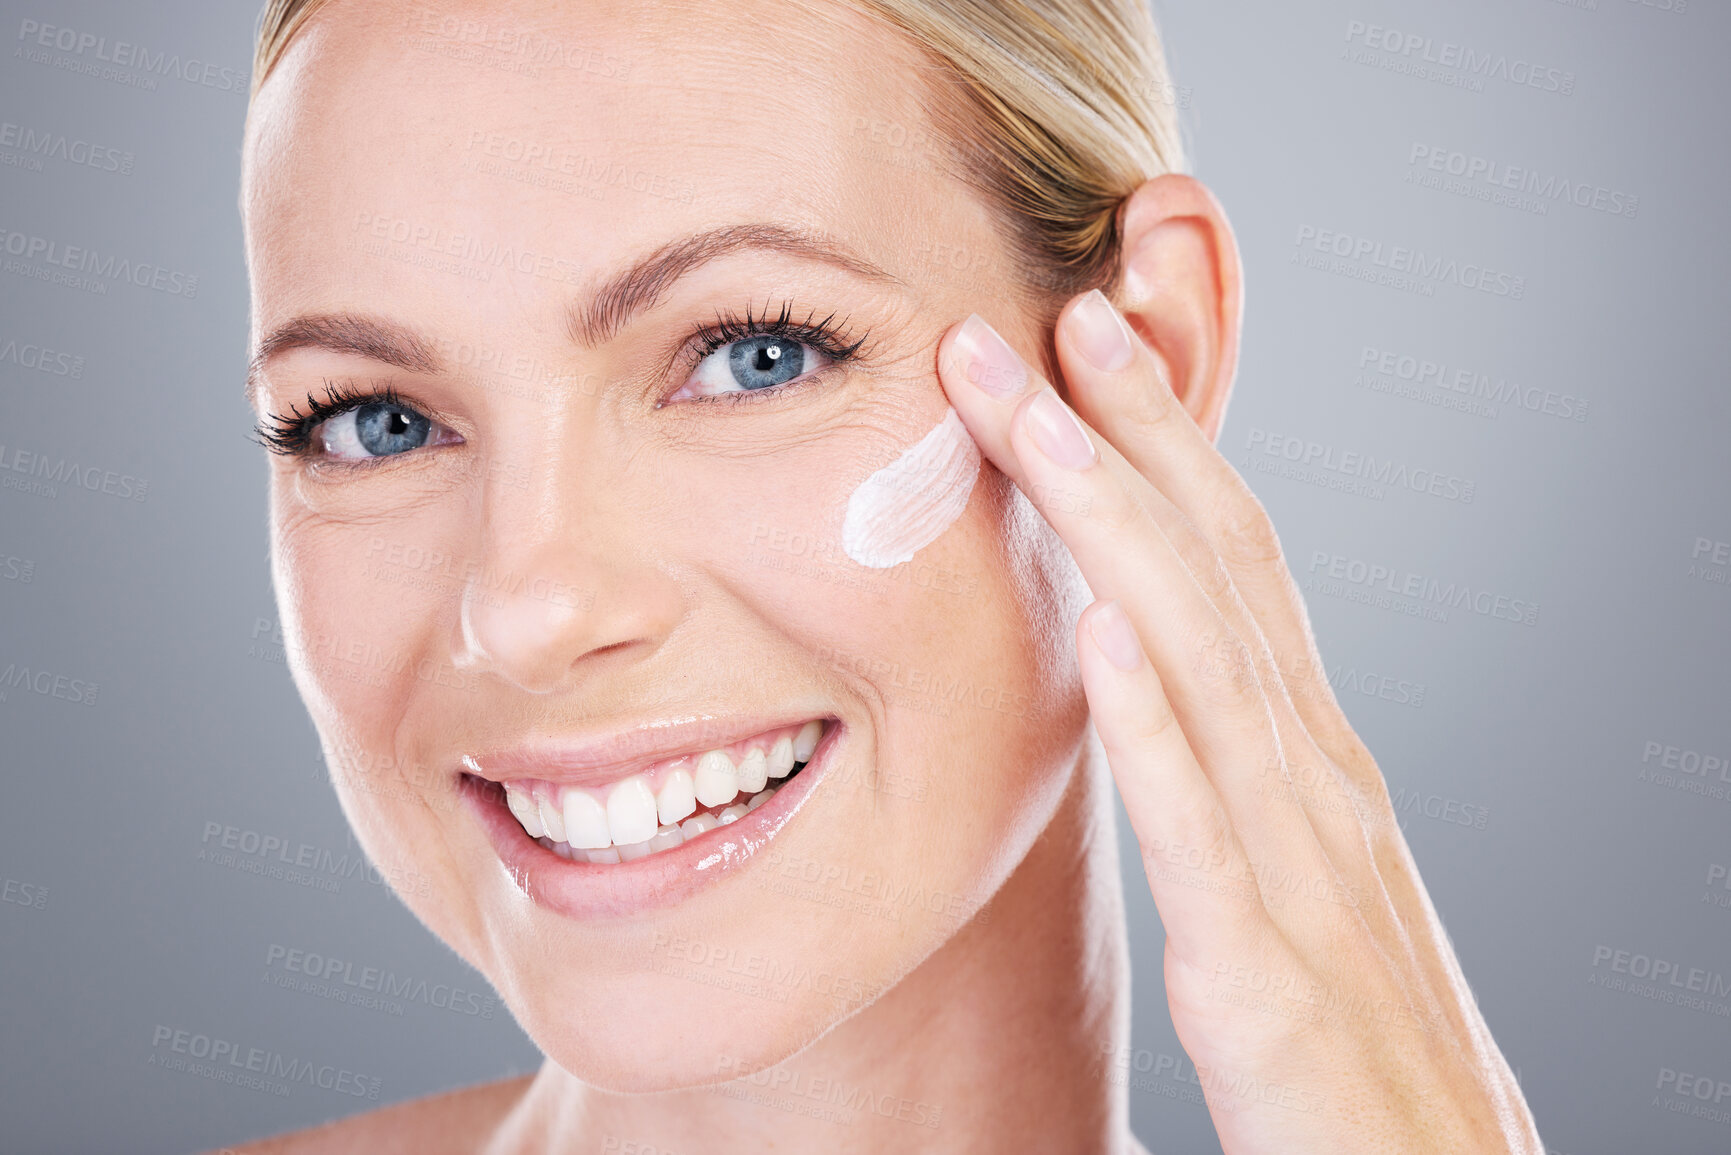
[271,496,460,731]
[841,406,979,570]
[268,489,474,879]
[272,496,497,965]
[672,402,1084,785]
[683,409,1087,860]
[673,409,1003,695]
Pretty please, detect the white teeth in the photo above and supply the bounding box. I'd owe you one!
[606,775,660,846]
[509,720,823,862]
[656,767,697,825]
[535,787,568,844]
[767,735,795,779]
[615,838,654,862]
[736,747,769,794]
[562,788,612,850]
[680,813,719,839]
[793,720,822,762]
[694,750,739,808]
[506,786,546,838]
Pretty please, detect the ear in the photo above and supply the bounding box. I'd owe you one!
[1114,175,1243,444]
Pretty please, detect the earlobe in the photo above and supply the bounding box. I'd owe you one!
[1113,175,1243,444]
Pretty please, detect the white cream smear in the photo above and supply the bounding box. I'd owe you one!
[842,406,981,569]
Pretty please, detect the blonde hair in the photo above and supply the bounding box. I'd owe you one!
[251,0,1185,301]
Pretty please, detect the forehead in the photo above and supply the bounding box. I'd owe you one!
[242,0,981,322]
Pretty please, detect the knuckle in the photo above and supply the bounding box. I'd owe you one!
[1121,369,1187,435]
[1351,770,1396,833]
[1090,470,1152,537]
[1097,685,1181,769]
[1169,511,1237,602]
[1151,794,1238,881]
[1191,630,1262,709]
[1194,549,1237,603]
[1213,490,1286,571]
[1126,687,1181,748]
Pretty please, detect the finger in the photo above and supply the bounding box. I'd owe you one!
[1050,295,1448,968]
[937,317,1329,880]
[1054,290,1369,769]
[1076,599,1274,973]
[937,317,1256,771]
[941,315,1291,750]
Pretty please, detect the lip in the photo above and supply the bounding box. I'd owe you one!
[464,713,822,789]
[461,718,841,919]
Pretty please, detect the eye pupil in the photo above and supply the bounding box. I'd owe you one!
[354,401,432,457]
[729,335,804,390]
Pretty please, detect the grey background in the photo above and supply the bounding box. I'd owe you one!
[1,0,1725,1152]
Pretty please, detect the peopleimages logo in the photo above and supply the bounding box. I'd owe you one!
[1407,144,1638,219]
[0,120,133,175]
[15,19,246,94]
[263,944,498,1020]
[148,1025,383,1100]
[0,225,198,298]
[1305,551,1540,627]
[1244,427,1476,504]
[352,209,584,286]
[0,661,99,706]
[1292,226,1526,300]
[1342,20,1576,95]
[0,335,84,378]
[1357,346,1589,422]
[0,440,149,501]
[1590,946,1731,1001]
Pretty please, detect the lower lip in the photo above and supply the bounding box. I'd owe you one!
[461,722,841,919]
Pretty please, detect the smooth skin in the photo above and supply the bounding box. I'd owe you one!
[936,175,1544,1152]
[231,2,1543,1148]
[234,175,1545,1155]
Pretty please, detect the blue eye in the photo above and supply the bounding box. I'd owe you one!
[730,335,807,389]
[672,335,834,401]
[319,400,444,460]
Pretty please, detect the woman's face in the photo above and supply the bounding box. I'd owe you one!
[244,0,1090,1090]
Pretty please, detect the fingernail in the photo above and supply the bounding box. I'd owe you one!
[1068,289,1134,372]
[1089,600,1144,671]
[1025,389,1098,470]
[954,314,1029,399]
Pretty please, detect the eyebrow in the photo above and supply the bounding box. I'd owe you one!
[246,314,438,405]
[246,223,899,404]
[570,222,899,347]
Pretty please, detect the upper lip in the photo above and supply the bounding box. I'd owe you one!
[461,711,830,788]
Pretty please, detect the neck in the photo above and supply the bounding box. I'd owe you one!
[499,744,1135,1154]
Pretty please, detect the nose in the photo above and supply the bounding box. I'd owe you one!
[451,460,685,696]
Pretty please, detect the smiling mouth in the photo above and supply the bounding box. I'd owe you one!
[493,719,826,864]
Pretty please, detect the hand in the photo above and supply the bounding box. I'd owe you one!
[936,297,1544,1153]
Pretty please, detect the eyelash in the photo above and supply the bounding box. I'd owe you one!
[254,380,410,458]
[254,302,871,458]
[681,300,870,392]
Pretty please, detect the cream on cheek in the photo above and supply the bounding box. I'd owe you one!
[841,407,981,569]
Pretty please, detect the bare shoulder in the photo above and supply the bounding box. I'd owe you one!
[214,1074,535,1155]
